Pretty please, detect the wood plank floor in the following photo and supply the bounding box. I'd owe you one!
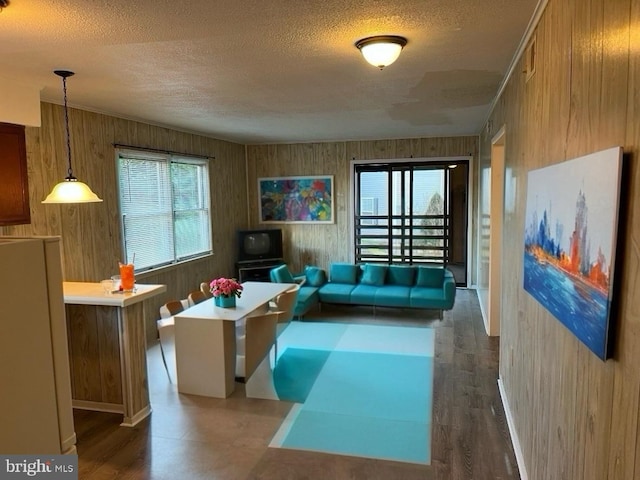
[73,289,520,479]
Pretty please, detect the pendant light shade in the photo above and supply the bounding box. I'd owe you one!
[42,178,103,203]
[42,70,102,204]
[355,35,408,69]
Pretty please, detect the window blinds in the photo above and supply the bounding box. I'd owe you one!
[117,149,211,271]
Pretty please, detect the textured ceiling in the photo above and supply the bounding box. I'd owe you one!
[0,0,538,144]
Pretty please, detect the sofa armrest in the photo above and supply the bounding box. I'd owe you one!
[303,265,328,287]
[270,264,306,285]
[443,270,456,304]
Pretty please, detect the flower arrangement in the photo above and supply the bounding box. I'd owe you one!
[209,277,243,298]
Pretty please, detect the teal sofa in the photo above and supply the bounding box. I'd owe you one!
[270,262,456,319]
[318,262,456,318]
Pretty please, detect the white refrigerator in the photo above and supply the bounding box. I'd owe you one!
[0,236,76,454]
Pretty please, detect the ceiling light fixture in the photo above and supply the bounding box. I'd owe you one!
[42,70,103,204]
[355,35,408,69]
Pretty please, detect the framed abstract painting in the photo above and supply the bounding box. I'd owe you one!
[258,175,334,224]
[523,146,623,360]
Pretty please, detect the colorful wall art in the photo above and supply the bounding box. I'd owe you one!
[258,176,334,224]
[523,147,623,360]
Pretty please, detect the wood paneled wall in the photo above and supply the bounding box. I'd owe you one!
[247,137,479,277]
[482,0,640,478]
[1,102,247,341]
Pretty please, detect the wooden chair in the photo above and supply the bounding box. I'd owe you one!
[270,283,300,361]
[235,311,280,380]
[200,282,213,299]
[159,300,185,319]
[157,300,185,382]
[188,290,208,306]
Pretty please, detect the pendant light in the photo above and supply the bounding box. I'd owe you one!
[355,35,408,69]
[42,70,103,204]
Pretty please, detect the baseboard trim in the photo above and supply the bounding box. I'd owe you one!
[61,432,77,454]
[72,400,124,414]
[498,377,528,480]
[472,286,490,335]
[121,406,152,427]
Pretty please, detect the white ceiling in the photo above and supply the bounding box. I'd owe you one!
[0,0,538,144]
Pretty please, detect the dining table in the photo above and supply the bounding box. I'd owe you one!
[174,281,294,398]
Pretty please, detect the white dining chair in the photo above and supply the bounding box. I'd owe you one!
[157,299,186,383]
[270,283,300,362]
[235,311,281,381]
[199,282,213,299]
[188,290,208,307]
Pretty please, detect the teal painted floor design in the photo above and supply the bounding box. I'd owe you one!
[273,348,331,403]
[269,322,435,465]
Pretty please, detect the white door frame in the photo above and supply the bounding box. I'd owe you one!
[487,127,506,336]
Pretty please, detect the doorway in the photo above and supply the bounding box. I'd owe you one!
[352,159,469,286]
[487,128,505,336]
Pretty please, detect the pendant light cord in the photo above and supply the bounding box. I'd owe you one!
[61,75,75,180]
[42,69,103,203]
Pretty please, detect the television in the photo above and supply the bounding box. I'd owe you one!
[237,228,283,263]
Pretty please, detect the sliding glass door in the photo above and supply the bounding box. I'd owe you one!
[354,160,468,285]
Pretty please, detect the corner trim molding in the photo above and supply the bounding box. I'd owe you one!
[61,433,77,455]
[121,405,152,428]
[484,0,549,127]
[498,377,528,480]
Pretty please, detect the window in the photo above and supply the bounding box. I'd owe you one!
[360,197,378,225]
[117,148,212,272]
[354,162,467,269]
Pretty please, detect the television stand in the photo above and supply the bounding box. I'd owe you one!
[236,258,284,283]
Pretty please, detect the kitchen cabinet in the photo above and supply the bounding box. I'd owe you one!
[0,123,30,226]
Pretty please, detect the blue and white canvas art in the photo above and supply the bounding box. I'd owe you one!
[523,147,623,360]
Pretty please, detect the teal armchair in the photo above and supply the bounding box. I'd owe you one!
[269,264,323,318]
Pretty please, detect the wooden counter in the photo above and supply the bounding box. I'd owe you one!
[63,282,166,426]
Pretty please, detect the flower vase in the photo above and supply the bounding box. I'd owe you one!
[214,295,236,308]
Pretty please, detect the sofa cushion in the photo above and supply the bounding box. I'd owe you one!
[415,266,445,288]
[360,264,387,286]
[330,263,359,284]
[318,282,356,304]
[375,286,411,307]
[270,264,295,283]
[410,287,449,309]
[350,284,381,304]
[387,265,416,286]
[304,265,327,287]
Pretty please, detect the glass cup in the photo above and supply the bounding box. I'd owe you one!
[119,263,135,292]
[111,275,121,291]
[101,279,114,294]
